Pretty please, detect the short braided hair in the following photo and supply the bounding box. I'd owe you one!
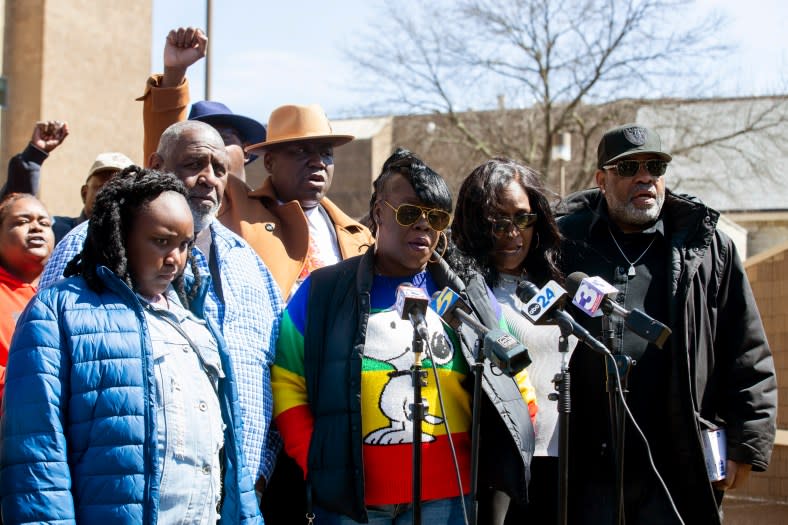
[64,165,201,306]
[368,148,453,238]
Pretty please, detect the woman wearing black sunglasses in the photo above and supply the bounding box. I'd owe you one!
[271,149,536,524]
[450,157,570,525]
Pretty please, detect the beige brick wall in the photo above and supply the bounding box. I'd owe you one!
[744,243,788,501]
[2,0,45,165]
[0,0,6,139]
[1,0,150,217]
[734,439,788,502]
[747,248,788,432]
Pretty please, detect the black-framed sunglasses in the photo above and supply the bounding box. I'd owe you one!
[603,159,668,178]
[383,201,451,231]
[490,212,538,236]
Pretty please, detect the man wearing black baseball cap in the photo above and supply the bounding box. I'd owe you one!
[556,124,776,524]
[138,27,266,183]
[594,123,673,233]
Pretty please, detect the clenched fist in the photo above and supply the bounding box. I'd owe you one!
[164,27,208,71]
[31,120,69,153]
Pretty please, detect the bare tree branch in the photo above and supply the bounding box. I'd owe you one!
[346,0,782,201]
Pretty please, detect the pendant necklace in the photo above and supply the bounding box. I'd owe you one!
[608,226,656,278]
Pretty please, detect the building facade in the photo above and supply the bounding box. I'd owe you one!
[1,0,151,216]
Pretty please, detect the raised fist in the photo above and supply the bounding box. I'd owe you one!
[31,120,69,153]
[163,27,208,70]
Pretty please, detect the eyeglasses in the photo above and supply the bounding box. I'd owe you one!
[603,159,668,178]
[490,212,538,236]
[383,201,451,231]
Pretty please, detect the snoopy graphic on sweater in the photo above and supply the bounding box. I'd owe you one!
[362,307,456,445]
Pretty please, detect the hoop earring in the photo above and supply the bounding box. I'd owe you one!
[533,232,540,250]
[429,231,448,263]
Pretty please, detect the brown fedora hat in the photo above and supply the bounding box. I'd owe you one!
[245,104,354,153]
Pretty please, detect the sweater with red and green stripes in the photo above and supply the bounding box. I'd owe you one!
[272,270,537,506]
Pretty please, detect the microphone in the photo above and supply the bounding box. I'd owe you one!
[430,287,531,376]
[516,280,610,356]
[518,279,568,325]
[429,286,479,332]
[566,272,672,349]
[395,283,430,341]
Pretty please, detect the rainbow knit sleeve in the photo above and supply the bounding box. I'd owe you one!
[489,286,538,423]
[271,280,313,476]
[514,368,539,422]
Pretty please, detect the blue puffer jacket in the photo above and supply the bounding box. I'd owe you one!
[0,267,261,524]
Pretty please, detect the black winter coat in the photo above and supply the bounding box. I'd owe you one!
[557,189,776,524]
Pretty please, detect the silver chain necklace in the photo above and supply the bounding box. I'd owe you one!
[608,226,656,278]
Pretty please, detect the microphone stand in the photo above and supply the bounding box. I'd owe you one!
[390,320,427,525]
[452,308,516,525]
[451,306,527,525]
[553,317,574,525]
[409,326,427,525]
[468,336,484,525]
[602,315,633,525]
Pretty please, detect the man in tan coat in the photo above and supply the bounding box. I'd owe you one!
[138,27,372,300]
[221,104,372,298]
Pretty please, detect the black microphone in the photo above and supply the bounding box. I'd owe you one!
[395,283,430,341]
[516,279,610,356]
[565,272,672,349]
[430,287,531,376]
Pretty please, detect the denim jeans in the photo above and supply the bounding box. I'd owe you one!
[314,495,471,524]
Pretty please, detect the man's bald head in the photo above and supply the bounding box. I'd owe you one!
[149,120,230,233]
[154,120,224,164]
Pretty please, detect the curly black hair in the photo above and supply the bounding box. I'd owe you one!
[368,148,453,234]
[64,165,201,307]
[450,158,563,288]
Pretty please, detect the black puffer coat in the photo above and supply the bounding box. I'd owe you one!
[557,189,776,524]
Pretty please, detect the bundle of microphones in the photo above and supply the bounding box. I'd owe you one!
[394,272,671,376]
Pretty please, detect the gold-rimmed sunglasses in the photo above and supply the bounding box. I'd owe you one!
[384,201,451,232]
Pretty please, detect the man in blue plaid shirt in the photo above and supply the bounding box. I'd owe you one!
[39,120,283,497]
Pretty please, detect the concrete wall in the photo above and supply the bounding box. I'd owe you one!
[330,116,393,220]
[0,0,6,140]
[741,242,788,502]
[718,213,749,260]
[2,0,44,168]
[728,213,788,259]
[749,224,788,258]
[330,137,373,221]
[1,0,151,216]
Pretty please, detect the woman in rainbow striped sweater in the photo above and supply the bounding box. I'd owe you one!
[271,149,537,524]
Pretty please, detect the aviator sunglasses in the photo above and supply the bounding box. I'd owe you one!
[383,201,451,231]
[603,159,668,178]
[490,212,538,236]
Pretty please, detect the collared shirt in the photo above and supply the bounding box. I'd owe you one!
[38,219,284,482]
[291,204,341,299]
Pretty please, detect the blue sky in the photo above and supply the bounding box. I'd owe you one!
[152,0,786,123]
